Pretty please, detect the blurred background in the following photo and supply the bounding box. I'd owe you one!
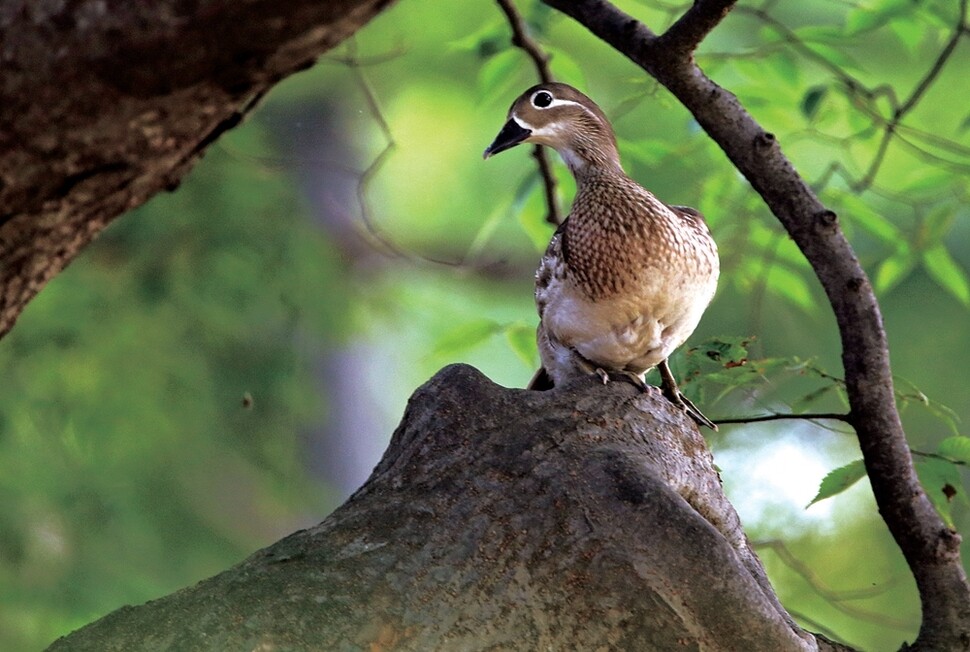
[2,0,968,649]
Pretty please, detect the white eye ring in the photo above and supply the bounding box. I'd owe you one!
[531,90,554,108]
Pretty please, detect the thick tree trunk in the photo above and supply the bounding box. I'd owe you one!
[0,0,392,338]
[48,365,849,652]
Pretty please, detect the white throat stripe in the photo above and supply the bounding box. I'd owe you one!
[511,115,535,131]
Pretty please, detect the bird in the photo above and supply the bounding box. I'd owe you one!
[483,82,719,430]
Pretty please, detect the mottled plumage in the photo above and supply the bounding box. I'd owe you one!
[485,83,719,429]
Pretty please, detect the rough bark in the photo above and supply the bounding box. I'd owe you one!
[0,0,393,338]
[48,365,850,652]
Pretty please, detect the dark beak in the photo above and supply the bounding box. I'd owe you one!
[483,119,532,159]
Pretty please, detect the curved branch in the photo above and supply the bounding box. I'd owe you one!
[540,0,970,648]
[495,0,562,225]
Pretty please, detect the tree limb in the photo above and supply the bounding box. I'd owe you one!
[539,0,970,648]
[0,0,394,339]
[658,0,737,56]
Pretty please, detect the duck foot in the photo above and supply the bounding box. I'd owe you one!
[657,359,718,431]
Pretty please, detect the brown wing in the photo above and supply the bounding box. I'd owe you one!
[534,216,568,319]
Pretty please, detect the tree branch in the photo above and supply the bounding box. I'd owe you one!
[0,0,395,339]
[495,0,562,225]
[715,412,851,426]
[912,449,970,468]
[658,0,738,55]
[540,0,970,648]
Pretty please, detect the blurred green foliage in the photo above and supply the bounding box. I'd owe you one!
[2,0,969,650]
[0,135,342,649]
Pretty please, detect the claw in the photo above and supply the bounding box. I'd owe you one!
[670,391,719,431]
[595,367,610,385]
[657,359,718,431]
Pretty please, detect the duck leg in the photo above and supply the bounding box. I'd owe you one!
[657,359,718,431]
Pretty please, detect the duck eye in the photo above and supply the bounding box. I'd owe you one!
[532,90,553,108]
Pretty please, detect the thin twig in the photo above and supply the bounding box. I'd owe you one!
[754,539,914,630]
[895,0,968,117]
[342,43,472,266]
[715,411,851,426]
[911,449,969,468]
[853,126,894,192]
[495,0,563,226]
[345,42,409,259]
[784,607,859,650]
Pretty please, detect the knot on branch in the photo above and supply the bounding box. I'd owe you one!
[754,131,776,149]
[935,526,963,558]
[816,209,838,231]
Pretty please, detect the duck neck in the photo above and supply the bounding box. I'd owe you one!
[557,140,623,184]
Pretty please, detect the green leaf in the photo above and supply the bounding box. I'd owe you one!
[466,202,508,260]
[915,458,960,527]
[745,221,809,268]
[919,203,957,249]
[800,85,827,120]
[433,318,503,358]
[478,49,524,98]
[960,111,970,133]
[524,2,556,38]
[678,337,793,394]
[547,47,587,90]
[844,0,912,34]
[829,190,902,247]
[504,322,538,369]
[691,336,752,366]
[893,375,961,435]
[791,383,839,411]
[887,18,925,55]
[938,436,970,464]
[516,174,557,252]
[792,25,843,43]
[901,168,953,197]
[801,41,863,73]
[619,137,676,168]
[874,249,917,294]
[765,265,817,312]
[922,245,970,306]
[766,51,800,88]
[447,22,506,57]
[807,459,868,508]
